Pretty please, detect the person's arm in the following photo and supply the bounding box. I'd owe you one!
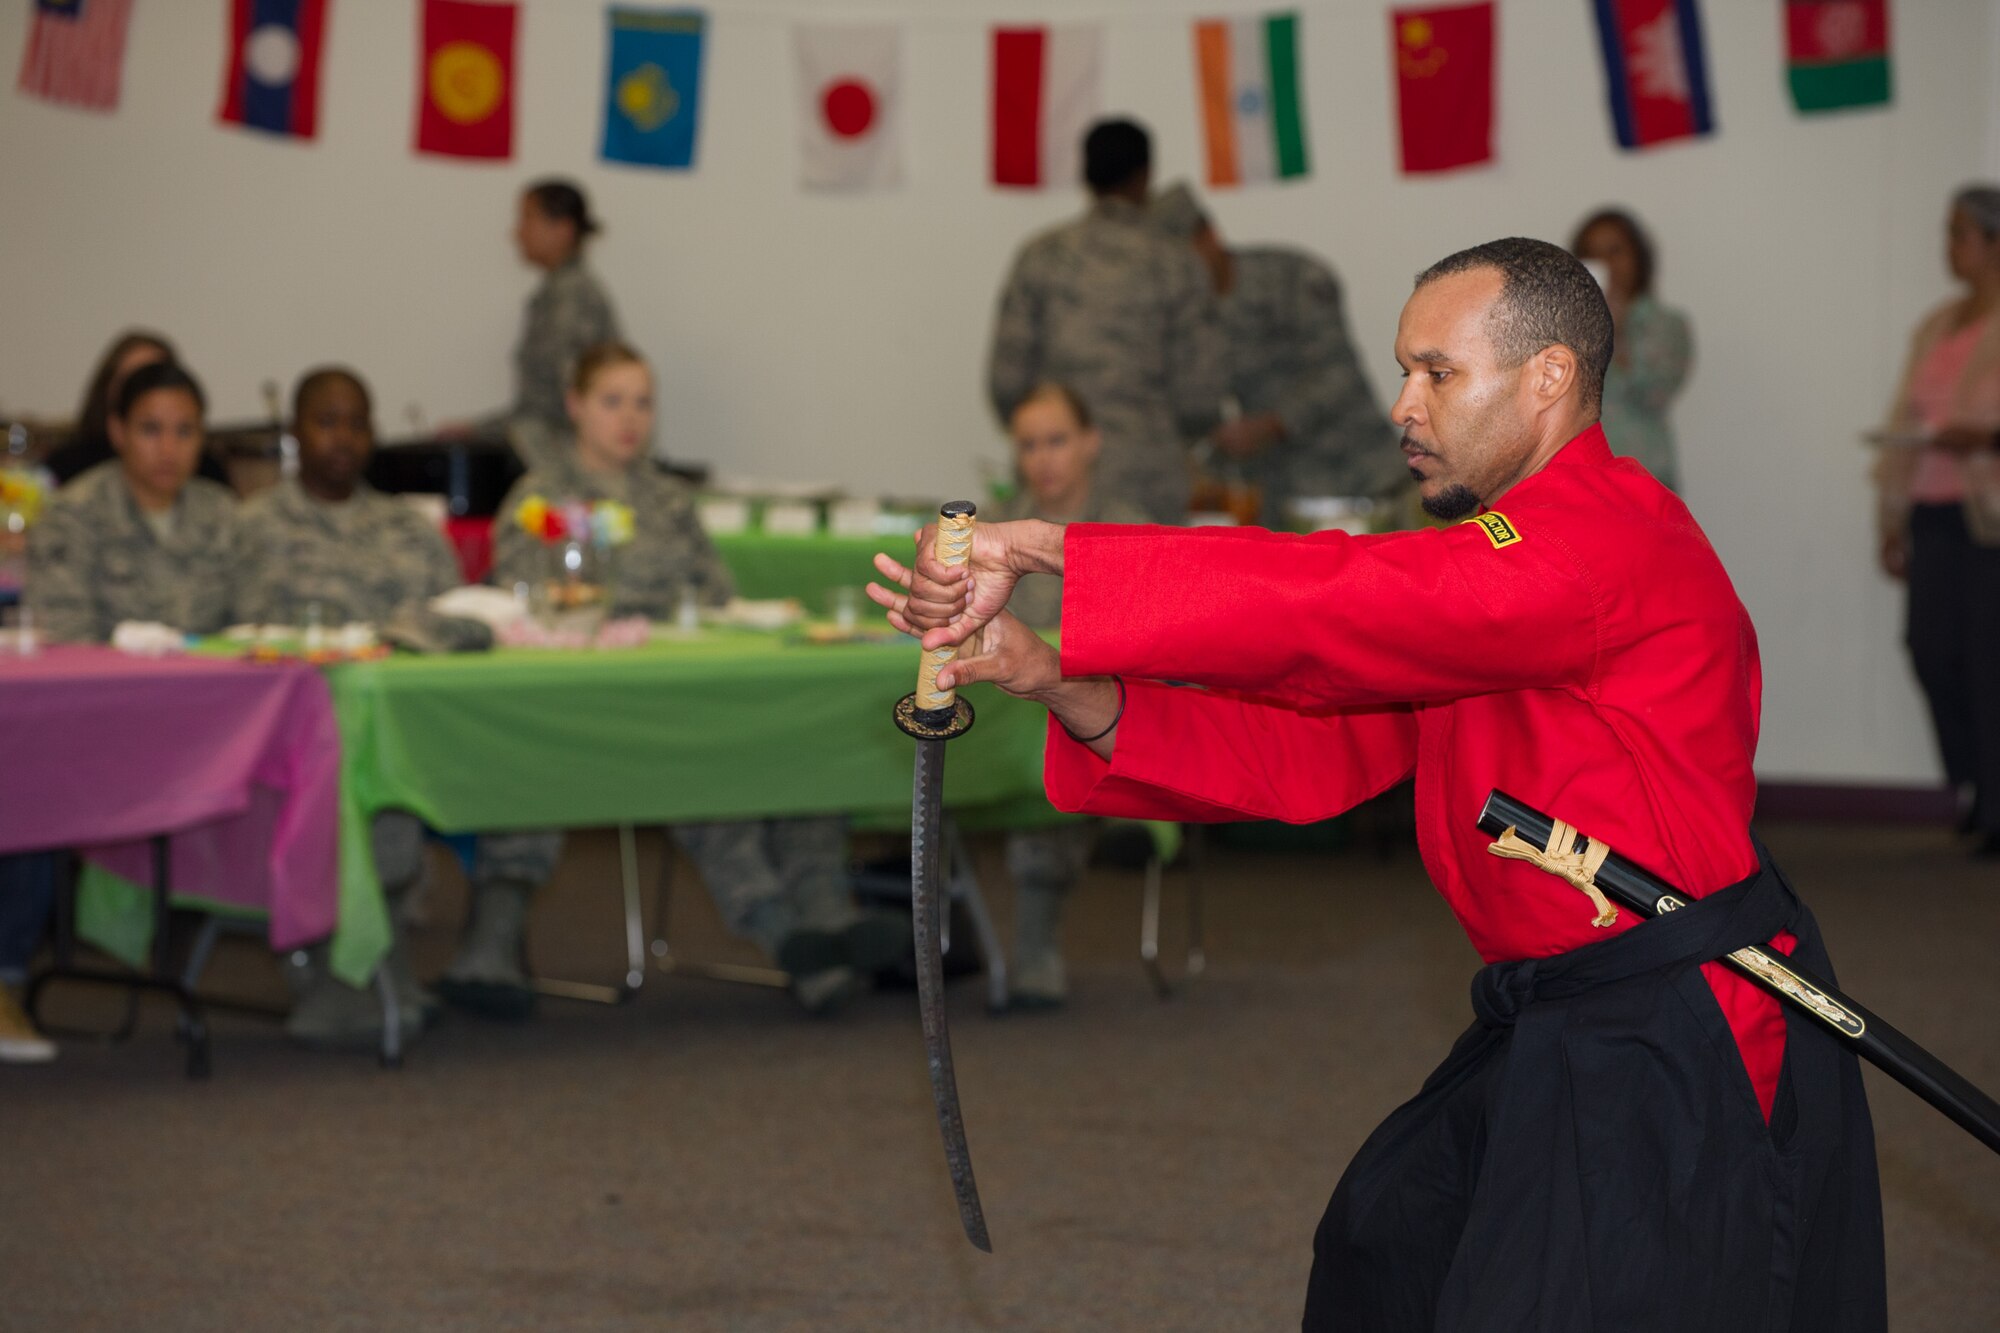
[667,486,737,608]
[230,512,280,625]
[1616,302,1693,415]
[987,251,1043,423]
[24,500,104,643]
[1164,248,1228,439]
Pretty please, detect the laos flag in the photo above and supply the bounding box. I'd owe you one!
[1591,0,1714,151]
[217,0,327,140]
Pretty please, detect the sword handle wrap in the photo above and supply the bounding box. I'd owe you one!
[914,501,977,722]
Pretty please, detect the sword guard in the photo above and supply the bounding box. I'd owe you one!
[895,692,975,741]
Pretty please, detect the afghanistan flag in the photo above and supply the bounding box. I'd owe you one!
[602,8,706,171]
[1192,13,1309,189]
[1592,0,1715,151]
[1390,3,1494,175]
[218,0,327,140]
[415,0,515,161]
[1786,0,1890,114]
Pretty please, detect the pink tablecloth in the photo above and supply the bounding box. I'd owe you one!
[0,646,341,951]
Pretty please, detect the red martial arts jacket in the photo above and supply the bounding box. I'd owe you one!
[1046,424,1790,1116]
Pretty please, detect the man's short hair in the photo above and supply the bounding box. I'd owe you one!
[1415,238,1613,411]
[1083,119,1151,194]
[292,365,370,419]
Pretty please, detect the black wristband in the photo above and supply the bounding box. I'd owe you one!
[1061,676,1126,745]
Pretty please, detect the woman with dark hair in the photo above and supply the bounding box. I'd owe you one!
[1875,184,2000,853]
[27,361,240,644]
[467,178,623,471]
[42,330,228,487]
[1570,208,1694,490]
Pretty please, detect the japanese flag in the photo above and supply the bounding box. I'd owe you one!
[795,24,902,191]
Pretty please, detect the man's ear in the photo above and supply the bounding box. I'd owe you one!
[1532,344,1579,408]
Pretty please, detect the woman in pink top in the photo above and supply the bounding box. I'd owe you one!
[1878,185,2000,853]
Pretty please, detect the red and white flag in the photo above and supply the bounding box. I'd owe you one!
[991,25,1102,190]
[16,0,134,112]
[795,24,902,191]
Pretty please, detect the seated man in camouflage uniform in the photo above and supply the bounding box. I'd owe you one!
[988,384,1149,1007]
[28,361,240,644]
[236,367,471,1049]
[466,341,900,1019]
[1151,183,1406,526]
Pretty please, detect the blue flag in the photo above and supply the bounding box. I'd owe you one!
[602,7,706,170]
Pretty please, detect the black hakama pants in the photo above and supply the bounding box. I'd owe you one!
[1303,849,1886,1332]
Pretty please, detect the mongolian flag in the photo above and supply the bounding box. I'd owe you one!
[16,0,133,112]
[1192,13,1309,189]
[601,8,706,171]
[415,0,515,161]
[1591,0,1715,151]
[990,25,1102,190]
[217,0,328,140]
[1390,4,1495,175]
[794,24,902,191]
[1786,0,1891,114]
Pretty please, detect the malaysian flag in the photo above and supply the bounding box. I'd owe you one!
[17,0,135,112]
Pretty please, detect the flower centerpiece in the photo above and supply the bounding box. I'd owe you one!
[513,493,637,641]
[0,465,49,597]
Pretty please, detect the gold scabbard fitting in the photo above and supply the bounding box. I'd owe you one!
[1488,818,1620,928]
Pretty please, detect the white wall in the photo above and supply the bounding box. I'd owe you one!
[0,0,1989,785]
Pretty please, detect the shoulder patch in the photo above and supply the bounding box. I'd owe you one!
[1463,511,1522,549]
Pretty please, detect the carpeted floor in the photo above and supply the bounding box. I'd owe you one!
[3,819,1996,1332]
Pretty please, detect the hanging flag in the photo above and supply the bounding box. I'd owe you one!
[990,25,1102,190]
[16,0,134,112]
[1591,0,1715,151]
[1390,4,1494,175]
[218,0,329,140]
[1192,12,1309,188]
[416,0,515,161]
[1786,0,1890,113]
[602,7,706,171]
[794,24,902,191]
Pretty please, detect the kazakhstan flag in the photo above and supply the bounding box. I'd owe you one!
[602,7,705,170]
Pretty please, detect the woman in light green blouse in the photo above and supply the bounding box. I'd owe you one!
[1572,208,1694,492]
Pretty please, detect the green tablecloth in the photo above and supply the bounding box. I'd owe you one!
[319,630,1055,984]
[709,533,893,609]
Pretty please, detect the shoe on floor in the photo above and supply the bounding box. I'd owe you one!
[286,972,425,1052]
[842,911,909,976]
[792,964,866,1016]
[0,987,55,1064]
[441,879,537,1022]
[775,927,846,979]
[1009,952,1068,1012]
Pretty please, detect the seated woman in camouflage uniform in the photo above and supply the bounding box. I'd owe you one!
[987,384,1151,1007]
[28,361,239,644]
[458,342,900,1019]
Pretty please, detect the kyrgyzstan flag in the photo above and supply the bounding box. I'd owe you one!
[795,24,902,191]
[990,25,1103,190]
[415,0,516,161]
[1390,3,1494,175]
[1592,0,1715,151]
[1786,0,1891,114]
[1193,13,1310,188]
[217,0,327,140]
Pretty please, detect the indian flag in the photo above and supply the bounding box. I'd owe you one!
[1194,13,1310,188]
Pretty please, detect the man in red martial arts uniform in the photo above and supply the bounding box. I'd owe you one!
[873,238,1884,1330]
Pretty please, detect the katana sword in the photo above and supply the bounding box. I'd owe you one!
[892,500,992,1252]
[1478,789,2000,1158]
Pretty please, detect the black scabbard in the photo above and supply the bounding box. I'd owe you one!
[1478,789,2000,1158]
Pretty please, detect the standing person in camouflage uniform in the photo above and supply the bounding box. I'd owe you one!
[27,361,239,644]
[988,384,1150,1008]
[236,367,472,1049]
[456,180,623,474]
[462,342,900,1019]
[987,120,1228,524]
[1151,183,1405,526]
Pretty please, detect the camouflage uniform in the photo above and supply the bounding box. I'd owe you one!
[481,452,858,965]
[1220,247,1405,525]
[493,259,621,474]
[988,198,1228,524]
[25,462,239,644]
[235,479,463,627]
[491,450,734,618]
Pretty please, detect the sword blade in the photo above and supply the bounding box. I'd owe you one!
[911,735,992,1251]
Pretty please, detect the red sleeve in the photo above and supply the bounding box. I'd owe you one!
[1058,520,1599,709]
[1044,678,1418,823]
